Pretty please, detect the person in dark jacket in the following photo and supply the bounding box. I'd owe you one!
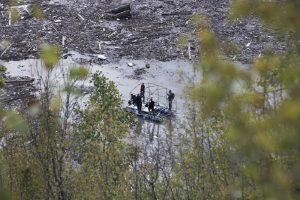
[128,94,137,105]
[148,98,155,113]
[167,90,175,111]
[136,94,142,114]
[140,83,145,102]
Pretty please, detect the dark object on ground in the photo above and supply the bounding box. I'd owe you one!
[136,94,142,113]
[140,83,145,102]
[162,11,193,16]
[5,78,34,85]
[105,4,131,19]
[167,90,175,111]
[134,68,147,77]
[108,4,131,15]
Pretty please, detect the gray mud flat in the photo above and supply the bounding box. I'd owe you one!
[1,51,193,154]
[2,51,196,115]
[0,0,285,64]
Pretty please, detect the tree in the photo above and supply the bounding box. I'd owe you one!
[71,72,133,199]
[0,44,90,199]
[185,0,300,199]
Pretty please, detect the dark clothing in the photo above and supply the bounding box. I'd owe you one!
[167,92,175,111]
[148,100,155,112]
[140,84,145,94]
[168,101,172,111]
[129,94,137,105]
[136,95,142,113]
[140,84,145,102]
[168,92,175,102]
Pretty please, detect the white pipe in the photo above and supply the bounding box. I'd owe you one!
[62,36,66,46]
[188,42,192,60]
[8,10,11,26]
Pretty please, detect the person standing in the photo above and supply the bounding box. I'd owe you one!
[167,90,175,111]
[148,98,155,113]
[136,94,142,114]
[129,94,137,105]
[140,83,145,102]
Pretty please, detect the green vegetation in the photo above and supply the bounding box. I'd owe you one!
[0,0,299,199]
[71,73,134,199]
[183,0,300,199]
[0,65,6,87]
[0,77,5,88]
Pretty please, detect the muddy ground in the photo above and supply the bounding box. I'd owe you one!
[0,0,286,64]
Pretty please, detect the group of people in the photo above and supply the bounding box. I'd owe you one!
[128,83,175,114]
[129,93,143,113]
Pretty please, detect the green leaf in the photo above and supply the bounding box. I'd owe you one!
[3,111,28,133]
[69,66,89,80]
[40,44,61,70]
[50,95,62,112]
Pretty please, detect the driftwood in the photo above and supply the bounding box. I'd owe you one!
[0,43,12,57]
[77,14,85,21]
[105,10,131,19]
[114,10,131,19]
[108,4,131,14]
[1,94,35,103]
[105,4,131,19]
[1,77,36,104]
[162,11,192,16]
[5,78,34,84]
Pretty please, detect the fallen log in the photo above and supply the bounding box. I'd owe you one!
[77,14,85,21]
[105,4,131,19]
[104,10,131,20]
[1,94,35,103]
[107,4,131,14]
[5,78,34,84]
[162,11,193,16]
[0,43,12,57]
[114,10,131,19]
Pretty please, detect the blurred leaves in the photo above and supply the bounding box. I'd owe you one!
[1,65,7,87]
[188,0,300,199]
[0,77,5,87]
[63,86,83,96]
[220,40,241,56]
[0,65,7,73]
[177,34,189,48]
[32,4,44,20]
[10,7,20,23]
[191,13,211,31]
[231,0,300,38]
[40,44,60,70]
[50,95,62,112]
[2,111,28,134]
[69,66,88,80]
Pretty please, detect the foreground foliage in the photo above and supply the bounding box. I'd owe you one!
[183,0,300,199]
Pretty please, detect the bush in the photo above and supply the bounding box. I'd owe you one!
[0,77,5,87]
[0,65,7,73]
